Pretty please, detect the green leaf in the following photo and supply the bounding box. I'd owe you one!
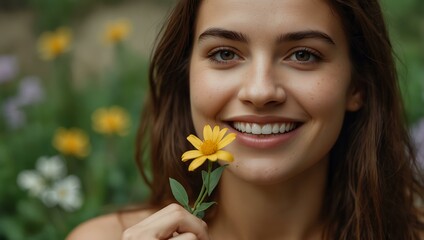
[195,202,216,212]
[201,170,208,188]
[192,202,216,219]
[0,217,25,240]
[169,178,190,210]
[195,211,205,219]
[207,165,227,196]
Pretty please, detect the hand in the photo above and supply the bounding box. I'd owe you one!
[122,203,210,240]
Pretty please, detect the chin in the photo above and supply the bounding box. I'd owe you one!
[221,156,328,188]
[224,161,299,186]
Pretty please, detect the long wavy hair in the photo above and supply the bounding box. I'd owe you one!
[135,0,424,239]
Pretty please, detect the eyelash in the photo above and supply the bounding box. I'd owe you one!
[286,47,323,63]
[207,47,241,64]
[206,47,323,65]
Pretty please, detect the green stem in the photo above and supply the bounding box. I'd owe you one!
[192,181,206,212]
[192,161,213,212]
[49,207,68,233]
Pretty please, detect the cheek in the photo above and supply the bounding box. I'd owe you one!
[296,71,351,118]
[189,62,234,132]
[311,81,346,112]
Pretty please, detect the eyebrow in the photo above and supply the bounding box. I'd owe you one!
[276,30,335,45]
[198,28,335,45]
[198,28,249,43]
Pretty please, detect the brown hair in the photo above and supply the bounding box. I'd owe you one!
[135,0,424,239]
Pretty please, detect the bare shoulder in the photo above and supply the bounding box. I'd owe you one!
[66,208,155,240]
[66,213,122,240]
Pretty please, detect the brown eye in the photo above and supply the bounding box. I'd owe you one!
[219,50,235,60]
[287,48,320,64]
[208,48,241,64]
[295,50,312,61]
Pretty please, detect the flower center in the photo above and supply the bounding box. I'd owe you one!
[50,38,65,55]
[201,140,217,155]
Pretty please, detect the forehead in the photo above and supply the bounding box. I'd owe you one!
[195,0,346,46]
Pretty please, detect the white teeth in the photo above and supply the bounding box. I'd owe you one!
[279,123,286,133]
[233,122,298,135]
[285,123,291,132]
[246,123,251,133]
[261,124,272,134]
[272,124,279,133]
[252,124,261,134]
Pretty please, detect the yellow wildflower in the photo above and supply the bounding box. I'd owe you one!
[92,106,130,136]
[104,19,132,44]
[53,128,89,158]
[182,125,236,171]
[37,27,72,60]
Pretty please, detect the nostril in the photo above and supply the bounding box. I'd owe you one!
[267,100,284,107]
[238,83,286,108]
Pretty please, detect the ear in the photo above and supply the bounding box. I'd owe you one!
[346,87,363,112]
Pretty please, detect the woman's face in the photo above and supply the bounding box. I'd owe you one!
[189,0,361,184]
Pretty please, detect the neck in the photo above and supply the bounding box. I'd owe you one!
[208,160,328,240]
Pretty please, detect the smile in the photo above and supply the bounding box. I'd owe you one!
[232,122,299,135]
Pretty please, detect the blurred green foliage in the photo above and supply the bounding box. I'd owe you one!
[0,0,173,32]
[0,21,151,238]
[1,0,126,31]
[381,0,424,124]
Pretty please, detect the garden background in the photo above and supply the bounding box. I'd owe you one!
[0,0,423,239]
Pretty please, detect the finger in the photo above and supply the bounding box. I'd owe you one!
[169,232,198,240]
[144,206,208,240]
[125,204,209,240]
[140,204,188,226]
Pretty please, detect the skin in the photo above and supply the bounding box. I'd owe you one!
[67,0,363,239]
[190,0,361,239]
[190,0,360,186]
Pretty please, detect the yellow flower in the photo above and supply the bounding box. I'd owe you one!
[104,19,132,44]
[37,27,72,60]
[53,128,89,158]
[182,125,236,171]
[92,106,130,136]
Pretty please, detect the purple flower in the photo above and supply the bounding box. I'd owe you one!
[411,119,424,166]
[1,76,44,130]
[1,97,26,129]
[16,76,44,106]
[0,55,18,84]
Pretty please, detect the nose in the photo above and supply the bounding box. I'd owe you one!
[238,59,286,108]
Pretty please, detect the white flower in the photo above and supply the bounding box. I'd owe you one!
[18,155,84,211]
[42,175,83,212]
[36,155,66,180]
[17,170,46,197]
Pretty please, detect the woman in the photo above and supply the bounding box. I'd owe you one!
[68,0,424,239]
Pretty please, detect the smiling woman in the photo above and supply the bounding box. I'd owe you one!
[67,0,424,239]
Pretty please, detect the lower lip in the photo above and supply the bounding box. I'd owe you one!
[228,125,300,149]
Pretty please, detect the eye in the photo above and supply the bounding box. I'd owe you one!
[287,48,321,63]
[208,48,241,64]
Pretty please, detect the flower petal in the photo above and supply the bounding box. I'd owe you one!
[187,135,203,150]
[216,150,234,162]
[212,125,220,142]
[217,133,237,149]
[203,125,213,141]
[188,156,207,171]
[207,153,218,161]
[182,150,203,161]
[216,127,228,142]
